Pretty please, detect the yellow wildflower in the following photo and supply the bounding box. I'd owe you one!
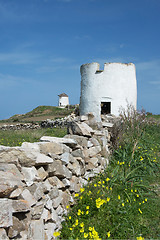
[107,231,111,238]
[122,203,124,207]
[80,188,85,193]
[118,195,121,200]
[80,222,84,228]
[139,208,142,214]
[136,236,144,240]
[106,177,110,182]
[84,233,88,238]
[80,228,84,233]
[53,231,60,237]
[68,216,71,219]
[75,193,79,197]
[77,209,81,215]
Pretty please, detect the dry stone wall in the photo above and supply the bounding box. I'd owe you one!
[0,123,40,131]
[0,113,115,240]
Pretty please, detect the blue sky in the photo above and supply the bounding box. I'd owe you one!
[0,0,160,119]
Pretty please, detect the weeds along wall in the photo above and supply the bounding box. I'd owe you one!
[0,113,114,240]
[80,62,137,121]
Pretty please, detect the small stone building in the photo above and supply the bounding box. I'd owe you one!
[58,93,69,108]
[80,62,137,121]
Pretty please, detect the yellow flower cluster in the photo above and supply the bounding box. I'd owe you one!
[77,209,84,215]
[96,197,110,208]
[85,226,101,240]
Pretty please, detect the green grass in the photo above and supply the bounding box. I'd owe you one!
[0,105,76,123]
[0,127,67,147]
[59,110,160,240]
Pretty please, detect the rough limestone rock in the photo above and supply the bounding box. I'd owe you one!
[0,171,23,197]
[47,160,72,179]
[37,166,48,181]
[68,121,94,137]
[29,219,44,240]
[0,228,9,240]
[48,176,65,189]
[65,134,88,147]
[28,183,44,201]
[40,136,77,148]
[60,152,75,165]
[0,148,23,166]
[9,187,23,198]
[21,189,37,207]
[67,159,82,177]
[12,199,30,213]
[21,167,40,186]
[39,142,64,155]
[86,146,101,157]
[0,199,12,227]
[8,216,25,238]
[71,148,84,158]
[31,201,44,220]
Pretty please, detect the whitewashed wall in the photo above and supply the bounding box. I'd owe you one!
[80,62,137,121]
[59,96,69,107]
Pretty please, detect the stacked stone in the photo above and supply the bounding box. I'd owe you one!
[0,123,40,131]
[0,113,114,240]
[40,113,76,128]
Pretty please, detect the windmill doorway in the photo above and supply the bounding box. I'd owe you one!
[101,102,111,114]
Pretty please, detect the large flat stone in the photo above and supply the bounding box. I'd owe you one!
[40,136,77,148]
[64,134,88,147]
[12,199,30,212]
[68,121,94,137]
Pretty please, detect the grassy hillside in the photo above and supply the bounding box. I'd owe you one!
[0,105,76,123]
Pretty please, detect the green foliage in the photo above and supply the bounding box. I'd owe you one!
[0,127,67,147]
[59,109,160,240]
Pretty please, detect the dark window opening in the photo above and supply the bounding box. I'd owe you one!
[101,102,111,114]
